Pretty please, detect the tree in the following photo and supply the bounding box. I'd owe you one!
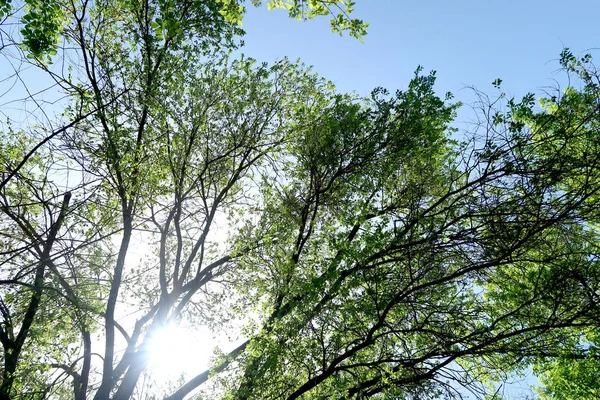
[535,338,600,400]
[0,0,367,58]
[1,0,600,398]
[524,49,600,400]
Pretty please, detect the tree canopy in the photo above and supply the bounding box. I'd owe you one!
[0,0,367,57]
[1,0,600,399]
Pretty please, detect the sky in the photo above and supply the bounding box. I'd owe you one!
[239,0,600,120]
[4,1,600,129]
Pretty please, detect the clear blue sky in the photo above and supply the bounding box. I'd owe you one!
[239,0,600,108]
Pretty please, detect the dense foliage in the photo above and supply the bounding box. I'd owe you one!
[0,0,599,398]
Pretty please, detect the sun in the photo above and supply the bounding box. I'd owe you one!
[146,322,216,379]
